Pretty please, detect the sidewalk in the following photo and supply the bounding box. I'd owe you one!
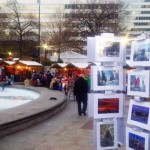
[0,97,127,150]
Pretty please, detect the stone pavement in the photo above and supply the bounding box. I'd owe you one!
[0,96,128,150]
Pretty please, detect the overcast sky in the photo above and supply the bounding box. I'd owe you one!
[0,0,79,4]
[0,0,128,5]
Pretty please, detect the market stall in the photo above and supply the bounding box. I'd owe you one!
[0,60,43,82]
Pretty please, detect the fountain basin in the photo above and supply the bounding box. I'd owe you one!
[0,87,40,110]
[0,85,66,138]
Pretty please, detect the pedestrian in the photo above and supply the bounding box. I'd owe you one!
[74,74,88,116]
[46,71,53,88]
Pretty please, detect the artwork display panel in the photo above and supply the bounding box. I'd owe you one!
[130,39,150,66]
[97,120,118,150]
[127,99,150,131]
[126,127,149,150]
[91,93,124,119]
[91,66,124,91]
[87,36,126,64]
[127,69,150,98]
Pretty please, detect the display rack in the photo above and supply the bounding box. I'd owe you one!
[126,36,150,150]
[87,33,126,150]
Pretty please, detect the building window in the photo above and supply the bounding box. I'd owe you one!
[141,11,150,14]
[134,22,148,26]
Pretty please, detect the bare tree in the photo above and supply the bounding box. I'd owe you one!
[6,0,38,58]
[0,7,9,40]
[43,9,78,62]
[0,6,11,58]
[66,0,128,52]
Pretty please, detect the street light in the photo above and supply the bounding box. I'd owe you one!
[43,44,48,59]
[37,0,41,63]
[7,51,13,61]
[8,52,12,56]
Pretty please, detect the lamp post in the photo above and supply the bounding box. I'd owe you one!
[43,44,48,59]
[8,51,13,61]
[37,0,41,63]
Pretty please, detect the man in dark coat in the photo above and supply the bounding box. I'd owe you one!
[46,71,53,88]
[74,74,88,116]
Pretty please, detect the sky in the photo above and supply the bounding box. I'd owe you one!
[0,0,77,4]
[0,0,121,4]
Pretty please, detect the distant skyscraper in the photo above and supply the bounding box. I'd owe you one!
[124,0,150,36]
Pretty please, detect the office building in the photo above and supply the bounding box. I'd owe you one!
[125,0,150,36]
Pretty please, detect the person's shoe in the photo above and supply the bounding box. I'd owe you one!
[83,112,86,116]
[78,113,82,116]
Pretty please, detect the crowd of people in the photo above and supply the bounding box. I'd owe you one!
[23,71,80,91]
[0,69,90,116]
[25,70,90,116]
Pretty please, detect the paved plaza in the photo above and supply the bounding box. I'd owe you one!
[0,94,128,150]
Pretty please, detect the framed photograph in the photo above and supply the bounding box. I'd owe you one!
[87,36,126,64]
[97,120,118,150]
[90,93,124,119]
[130,39,150,66]
[127,69,150,98]
[127,99,150,131]
[91,65,124,91]
[126,127,150,150]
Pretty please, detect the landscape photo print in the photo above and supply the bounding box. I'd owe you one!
[130,39,150,66]
[97,120,118,150]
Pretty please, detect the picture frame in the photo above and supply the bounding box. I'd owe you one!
[91,65,124,91]
[130,38,150,67]
[97,120,118,150]
[90,93,124,119]
[127,69,150,98]
[127,99,150,131]
[87,36,126,64]
[126,127,150,150]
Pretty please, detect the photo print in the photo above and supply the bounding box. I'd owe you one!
[97,120,118,150]
[126,127,149,150]
[130,39,150,66]
[91,66,123,91]
[133,43,149,61]
[92,93,124,119]
[97,70,119,86]
[129,132,145,150]
[87,35,126,64]
[127,70,150,98]
[98,98,119,114]
[98,41,120,57]
[130,75,146,92]
[127,99,150,131]
[100,123,114,147]
[131,104,149,124]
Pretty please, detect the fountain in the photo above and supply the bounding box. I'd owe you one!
[0,87,40,110]
[0,86,66,138]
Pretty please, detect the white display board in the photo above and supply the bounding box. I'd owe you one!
[126,127,150,150]
[96,119,118,150]
[127,99,150,131]
[87,33,126,150]
[89,93,124,119]
[87,35,126,65]
[127,69,150,98]
[91,65,124,91]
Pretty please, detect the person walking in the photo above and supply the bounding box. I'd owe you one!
[74,74,88,116]
[46,71,53,88]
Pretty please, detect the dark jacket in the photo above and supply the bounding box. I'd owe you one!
[74,77,88,96]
